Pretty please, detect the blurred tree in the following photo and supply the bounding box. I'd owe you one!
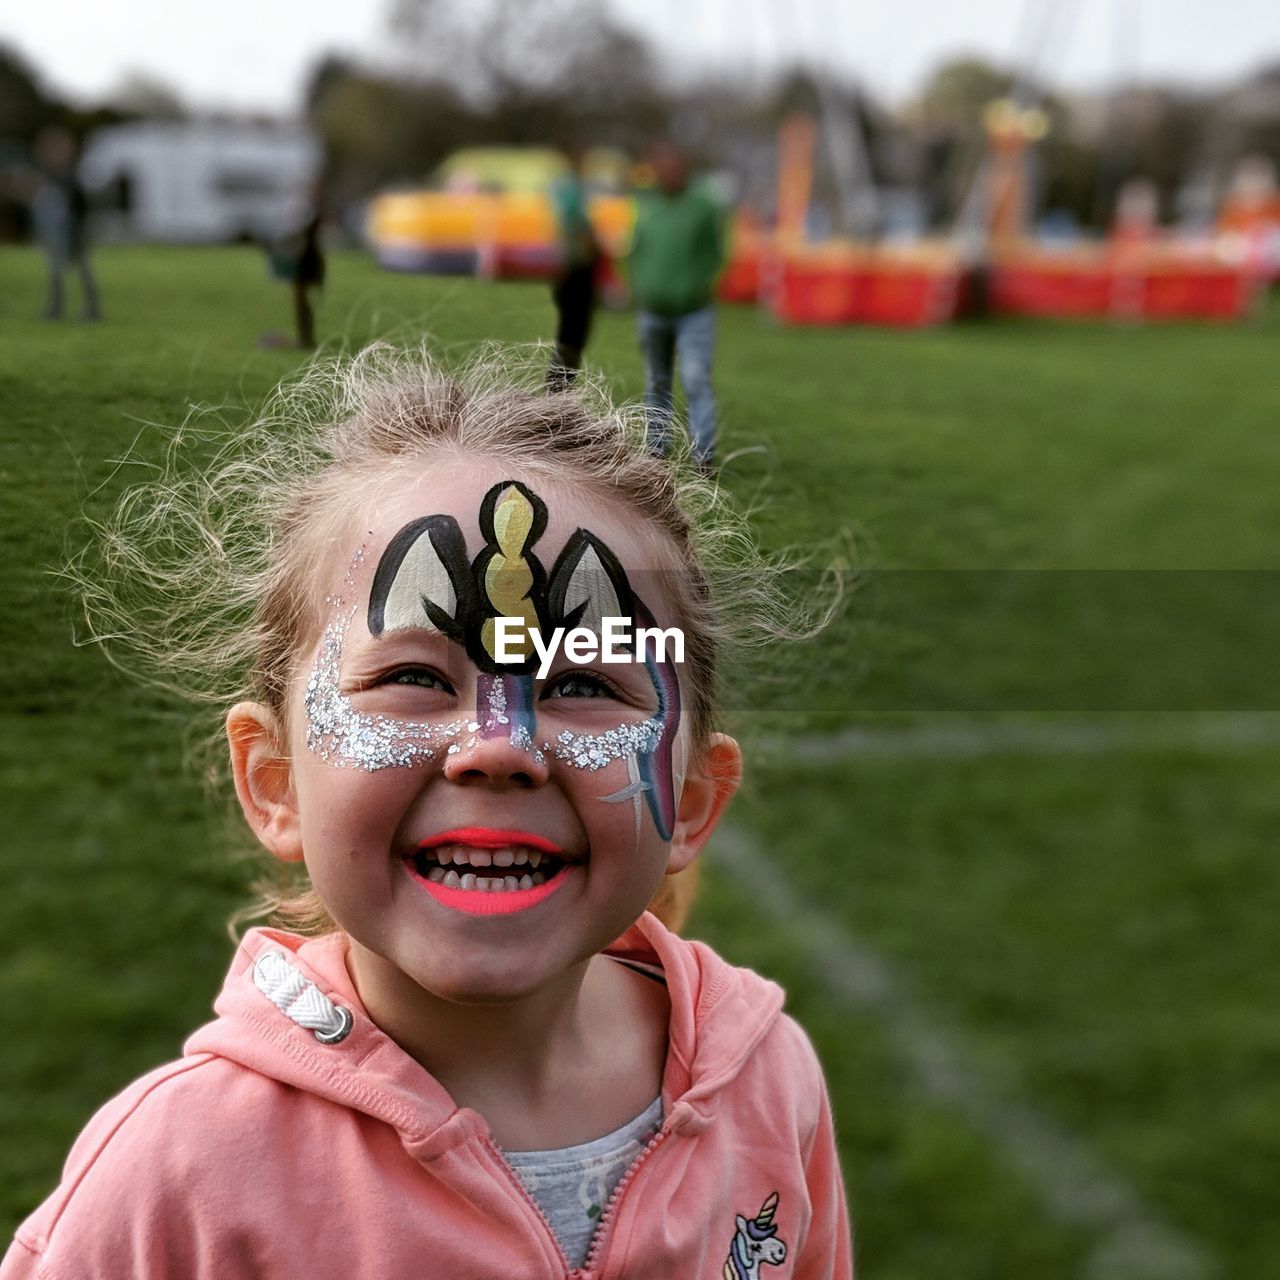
[919,58,1016,139]
[1217,64,1280,179]
[305,55,355,119]
[913,57,1018,232]
[1082,84,1207,225]
[913,56,1108,232]
[386,0,669,149]
[305,0,673,198]
[1039,131,1098,229]
[0,44,58,143]
[0,46,60,240]
[767,66,824,121]
[306,65,472,190]
[109,72,187,121]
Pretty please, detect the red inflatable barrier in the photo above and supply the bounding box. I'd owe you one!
[1136,267,1254,319]
[990,262,1112,316]
[770,250,961,328]
[991,251,1257,321]
[718,250,761,304]
[771,257,860,325]
[858,264,960,327]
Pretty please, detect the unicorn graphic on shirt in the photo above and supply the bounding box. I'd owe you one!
[722,1191,787,1279]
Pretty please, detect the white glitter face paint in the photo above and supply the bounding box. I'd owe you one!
[547,720,664,771]
[304,607,667,777]
[304,611,469,771]
[484,677,508,726]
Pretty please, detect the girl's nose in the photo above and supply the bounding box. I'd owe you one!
[445,675,547,788]
[442,730,550,789]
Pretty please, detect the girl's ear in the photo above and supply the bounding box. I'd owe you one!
[667,733,743,875]
[227,702,304,863]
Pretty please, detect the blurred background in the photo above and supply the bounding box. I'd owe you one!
[2,2,1279,1278]
[3,0,1280,278]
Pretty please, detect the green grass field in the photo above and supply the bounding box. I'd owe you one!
[2,246,1278,1278]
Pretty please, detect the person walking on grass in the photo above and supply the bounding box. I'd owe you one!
[265,179,326,350]
[546,144,600,392]
[629,141,725,472]
[32,127,101,322]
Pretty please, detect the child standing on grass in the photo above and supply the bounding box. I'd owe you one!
[2,349,850,1279]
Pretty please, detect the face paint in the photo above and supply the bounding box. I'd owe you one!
[476,673,539,756]
[547,718,665,770]
[477,484,544,668]
[599,757,650,848]
[366,479,641,678]
[630,599,682,840]
[304,611,469,771]
[308,479,685,830]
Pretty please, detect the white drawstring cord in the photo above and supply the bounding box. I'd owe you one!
[252,951,353,1044]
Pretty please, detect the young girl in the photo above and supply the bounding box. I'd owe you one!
[3,349,851,1279]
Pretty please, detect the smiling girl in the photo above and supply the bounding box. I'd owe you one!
[3,348,851,1279]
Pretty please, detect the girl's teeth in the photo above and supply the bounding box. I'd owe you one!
[424,846,558,870]
[419,858,562,893]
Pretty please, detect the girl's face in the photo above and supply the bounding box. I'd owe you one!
[235,458,738,1007]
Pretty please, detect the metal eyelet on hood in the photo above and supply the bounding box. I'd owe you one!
[252,950,353,1045]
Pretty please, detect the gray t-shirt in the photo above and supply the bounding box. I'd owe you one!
[503,1097,664,1268]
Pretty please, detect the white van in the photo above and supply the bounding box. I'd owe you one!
[80,120,321,244]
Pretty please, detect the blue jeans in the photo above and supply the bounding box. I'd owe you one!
[636,307,717,461]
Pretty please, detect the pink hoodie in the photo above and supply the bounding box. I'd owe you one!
[3,914,852,1279]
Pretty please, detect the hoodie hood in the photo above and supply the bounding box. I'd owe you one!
[184,914,785,1154]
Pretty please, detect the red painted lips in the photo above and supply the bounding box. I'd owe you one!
[406,827,572,916]
[417,827,564,854]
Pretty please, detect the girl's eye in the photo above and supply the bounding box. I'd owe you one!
[382,667,454,694]
[543,671,617,700]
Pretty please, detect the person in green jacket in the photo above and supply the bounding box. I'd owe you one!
[629,142,724,469]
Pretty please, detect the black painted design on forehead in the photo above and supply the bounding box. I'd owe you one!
[366,479,637,675]
[367,515,477,642]
[547,530,633,634]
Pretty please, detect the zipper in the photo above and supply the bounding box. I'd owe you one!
[480,1134,576,1275]
[482,1116,674,1278]
[573,1123,672,1277]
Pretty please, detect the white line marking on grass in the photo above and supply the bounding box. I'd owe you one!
[767,714,1280,765]
[714,824,1219,1280]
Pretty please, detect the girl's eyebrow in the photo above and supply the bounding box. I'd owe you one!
[360,619,457,640]
[346,627,460,660]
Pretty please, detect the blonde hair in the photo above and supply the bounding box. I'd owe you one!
[77,344,820,936]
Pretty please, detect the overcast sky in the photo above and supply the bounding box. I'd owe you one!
[4,0,1279,115]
